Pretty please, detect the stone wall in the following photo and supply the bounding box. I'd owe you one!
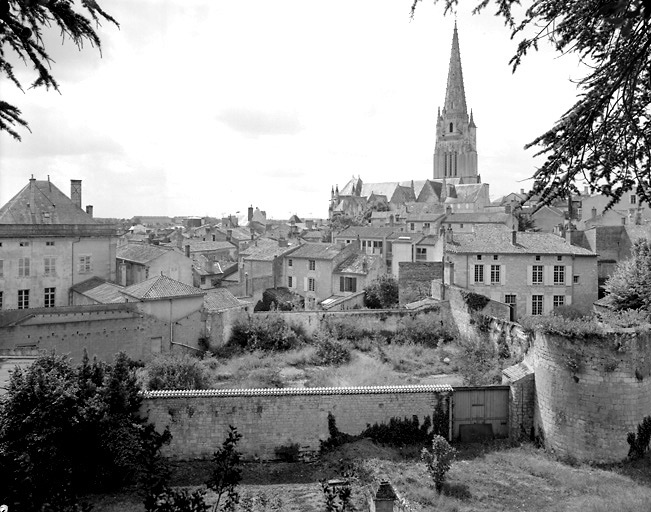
[141,385,452,460]
[398,262,443,305]
[532,329,651,462]
[502,361,535,441]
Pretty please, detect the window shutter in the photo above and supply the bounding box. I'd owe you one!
[544,265,553,285]
[500,264,505,285]
[566,294,572,305]
[352,278,357,293]
[564,265,570,285]
[304,277,308,292]
[527,265,532,286]
[340,276,344,292]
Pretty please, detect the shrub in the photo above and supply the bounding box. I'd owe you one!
[322,317,381,342]
[599,308,651,328]
[456,334,501,385]
[361,415,432,446]
[0,352,170,512]
[275,442,301,462]
[393,313,455,347]
[228,315,306,351]
[144,353,212,390]
[364,274,399,309]
[605,239,651,311]
[627,416,651,460]
[314,332,352,366]
[519,315,606,340]
[551,305,586,320]
[421,435,456,493]
[460,290,491,312]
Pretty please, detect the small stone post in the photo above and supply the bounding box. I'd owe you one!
[374,480,397,512]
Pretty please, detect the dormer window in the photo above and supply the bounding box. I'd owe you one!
[449,122,453,133]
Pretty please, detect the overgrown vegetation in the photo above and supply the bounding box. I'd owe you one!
[605,239,651,315]
[364,274,399,309]
[460,290,490,312]
[143,353,213,390]
[520,315,606,340]
[0,351,170,512]
[627,416,651,460]
[313,332,352,366]
[228,315,308,352]
[456,333,502,385]
[421,435,456,493]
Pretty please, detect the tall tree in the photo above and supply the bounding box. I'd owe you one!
[412,0,651,210]
[0,0,118,140]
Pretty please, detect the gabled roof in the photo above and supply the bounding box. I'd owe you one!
[71,277,126,304]
[334,226,398,239]
[443,212,512,224]
[0,179,97,225]
[446,183,486,203]
[334,253,381,275]
[288,242,347,260]
[184,240,236,253]
[203,288,245,311]
[445,226,596,255]
[117,243,177,264]
[122,275,205,301]
[241,238,298,262]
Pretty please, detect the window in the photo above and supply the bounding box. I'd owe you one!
[308,278,315,292]
[44,257,56,276]
[557,255,563,261]
[449,122,453,133]
[288,258,293,267]
[532,265,544,284]
[44,287,55,308]
[410,223,415,232]
[19,241,29,247]
[504,294,516,306]
[493,255,499,261]
[531,295,543,315]
[0,291,3,309]
[0,259,3,277]
[476,254,482,261]
[474,264,484,283]
[18,289,29,310]
[573,275,580,284]
[490,265,501,284]
[18,257,30,277]
[308,260,316,271]
[288,276,293,288]
[631,195,637,204]
[416,247,427,261]
[78,255,92,273]
[340,276,357,292]
[553,295,565,309]
[423,222,430,230]
[46,241,55,246]
[535,255,541,261]
[553,265,565,285]
[621,217,627,225]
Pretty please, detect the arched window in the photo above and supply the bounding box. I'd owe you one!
[449,122,453,133]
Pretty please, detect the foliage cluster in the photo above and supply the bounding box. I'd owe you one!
[627,416,651,460]
[421,435,456,493]
[313,331,352,366]
[143,353,212,390]
[519,315,606,340]
[393,313,455,347]
[0,352,170,512]
[551,305,586,320]
[599,308,651,329]
[364,274,399,309]
[253,287,303,312]
[274,442,301,462]
[460,290,491,312]
[605,239,651,313]
[456,334,502,386]
[228,315,307,352]
[321,481,354,512]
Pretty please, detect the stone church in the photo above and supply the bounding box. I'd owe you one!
[329,23,489,220]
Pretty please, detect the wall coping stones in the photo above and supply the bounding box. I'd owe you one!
[141,384,453,399]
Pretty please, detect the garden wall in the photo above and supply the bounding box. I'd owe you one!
[531,329,651,462]
[141,385,452,460]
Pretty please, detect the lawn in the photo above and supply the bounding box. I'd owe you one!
[88,440,651,512]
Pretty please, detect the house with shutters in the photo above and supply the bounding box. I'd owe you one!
[432,226,598,319]
[0,177,118,310]
[116,242,193,287]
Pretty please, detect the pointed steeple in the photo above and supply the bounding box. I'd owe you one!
[443,21,468,116]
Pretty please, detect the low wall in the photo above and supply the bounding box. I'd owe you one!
[398,262,442,306]
[141,385,452,460]
[532,329,651,462]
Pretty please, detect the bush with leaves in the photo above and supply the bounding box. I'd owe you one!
[605,239,651,313]
[0,351,170,512]
[228,315,307,352]
[456,334,501,386]
[143,353,212,390]
[627,416,651,460]
[321,481,354,512]
[313,331,352,366]
[364,274,399,309]
[421,435,456,493]
[393,313,455,347]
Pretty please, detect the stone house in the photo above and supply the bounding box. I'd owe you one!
[578,191,651,229]
[333,226,399,270]
[116,242,193,287]
[432,226,598,319]
[0,177,118,309]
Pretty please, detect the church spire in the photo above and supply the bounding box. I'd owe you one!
[443,21,467,116]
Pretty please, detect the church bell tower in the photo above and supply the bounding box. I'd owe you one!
[433,23,479,183]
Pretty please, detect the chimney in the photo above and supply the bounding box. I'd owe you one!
[520,188,525,195]
[512,230,517,245]
[278,237,288,248]
[185,244,191,258]
[248,205,254,222]
[226,229,232,242]
[251,231,255,241]
[306,219,314,230]
[70,179,82,209]
[29,175,36,210]
[445,226,453,243]
[85,205,93,218]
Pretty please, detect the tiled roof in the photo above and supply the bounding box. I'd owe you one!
[141,384,454,398]
[241,239,297,261]
[417,235,439,246]
[334,226,397,239]
[185,240,235,253]
[0,179,97,224]
[334,253,380,274]
[203,288,245,311]
[443,212,512,224]
[117,243,174,264]
[70,277,126,303]
[388,233,424,243]
[445,227,596,255]
[289,242,347,260]
[123,275,204,301]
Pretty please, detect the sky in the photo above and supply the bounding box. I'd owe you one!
[0,0,585,221]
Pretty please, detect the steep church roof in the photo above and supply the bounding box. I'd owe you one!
[443,22,467,116]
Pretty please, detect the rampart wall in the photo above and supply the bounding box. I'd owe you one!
[141,385,452,460]
[532,329,651,462]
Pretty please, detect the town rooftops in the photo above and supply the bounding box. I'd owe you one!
[445,227,596,256]
[122,275,205,301]
[117,243,177,264]
[203,288,246,311]
[240,238,298,261]
[335,226,399,239]
[334,253,381,275]
[443,212,513,224]
[288,242,347,260]
[71,277,126,304]
[184,240,235,253]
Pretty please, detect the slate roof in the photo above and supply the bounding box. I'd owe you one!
[388,233,424,243]
[334,253,381,274]
[445,227,596,256]
[122,275,205,301]
[289,242,347,260]
[184,240,236,253]
[241,239,297,261]
[0,179,97,224]
[71,277,126,304]
[203,288,245,311]
[117,243,176,264]
[334,226,398,239]
[443,212,513,224]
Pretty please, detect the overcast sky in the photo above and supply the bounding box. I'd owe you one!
[0,0,584,220]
